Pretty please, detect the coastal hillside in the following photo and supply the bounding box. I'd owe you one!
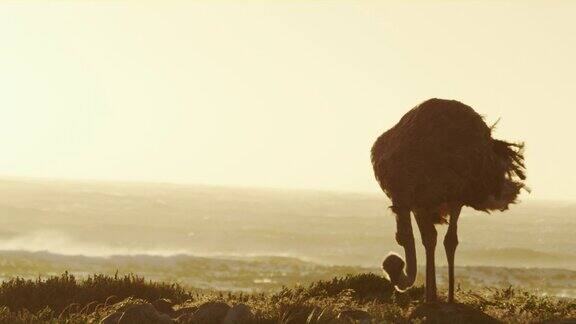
[0,272,574,323]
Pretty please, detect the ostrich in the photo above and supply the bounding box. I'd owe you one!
[371,98,526,303]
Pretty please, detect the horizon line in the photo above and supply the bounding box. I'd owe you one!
[0,174,569,203]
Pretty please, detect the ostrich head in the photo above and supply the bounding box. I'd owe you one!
[382,233,417,291]
[382,252,411,291]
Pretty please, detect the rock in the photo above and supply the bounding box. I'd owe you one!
[127,304,173,324]
[153,298,175,316]
[410,303,502,324]
[222,303,255,324]
[100,303,174,324]
[191,301,231,324]
[118,304,157,324]
[158,314,175,323]
[173,306,198,323]
[173,306,197,318]
[100,311,123,324]
[338,309,372,324]
[175,312,194,323]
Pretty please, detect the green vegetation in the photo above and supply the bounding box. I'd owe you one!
[0,272,573,323]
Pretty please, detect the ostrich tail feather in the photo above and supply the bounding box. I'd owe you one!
[492,139,526,182]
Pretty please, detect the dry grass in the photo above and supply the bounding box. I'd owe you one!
[0,272,573,323]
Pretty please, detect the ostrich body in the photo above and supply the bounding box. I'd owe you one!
[371,98,526,303]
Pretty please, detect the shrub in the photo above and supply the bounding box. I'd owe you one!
[0,272,191,314]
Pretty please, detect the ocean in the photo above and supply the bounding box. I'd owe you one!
[0,178,575,296]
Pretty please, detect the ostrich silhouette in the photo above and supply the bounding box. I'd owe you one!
[371,98,527,303]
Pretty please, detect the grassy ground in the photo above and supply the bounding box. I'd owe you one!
[0,272,574,323]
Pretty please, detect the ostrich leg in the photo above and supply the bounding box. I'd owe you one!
[444,205,462,303]
[415,212,438,303]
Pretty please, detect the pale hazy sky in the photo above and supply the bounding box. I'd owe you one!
[1,1,575,200]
